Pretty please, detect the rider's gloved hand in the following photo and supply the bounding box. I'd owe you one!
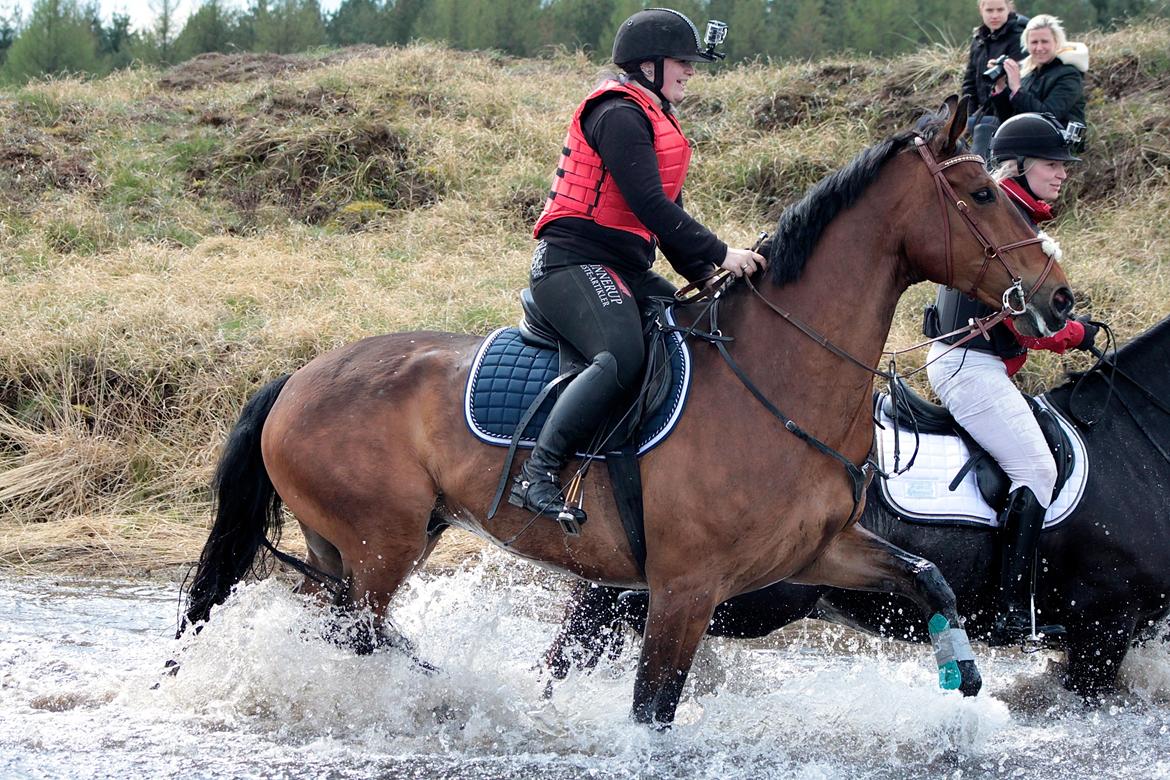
[1074,314,1099,351]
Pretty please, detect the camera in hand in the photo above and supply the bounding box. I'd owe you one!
[983,54,1009,81]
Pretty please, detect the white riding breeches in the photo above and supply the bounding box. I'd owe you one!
[926,342,1057,508]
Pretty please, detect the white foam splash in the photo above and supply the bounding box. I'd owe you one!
[2,561,1168,779]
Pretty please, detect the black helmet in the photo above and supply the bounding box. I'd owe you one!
[990,113,1082,164]
[612,8,719,67]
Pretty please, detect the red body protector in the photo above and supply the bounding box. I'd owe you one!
[533,80,692,242]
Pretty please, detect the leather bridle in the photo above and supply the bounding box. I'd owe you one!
[913,136,1056,315]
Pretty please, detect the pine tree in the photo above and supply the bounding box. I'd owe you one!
[254,0,326,53]
[3,0,102,81]
[0,6,21,67]
[327,0,392,46]
[149,0,179,64]
[777,0,829,60]
[175,0,239,59]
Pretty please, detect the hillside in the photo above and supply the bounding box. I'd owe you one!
[1,24,1168,574]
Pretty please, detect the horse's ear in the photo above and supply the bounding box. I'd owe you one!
[937,94,968,157]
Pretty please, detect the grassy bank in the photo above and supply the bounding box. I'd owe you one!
[1,25,1168,576]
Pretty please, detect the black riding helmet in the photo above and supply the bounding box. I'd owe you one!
[990,113,1083,171]
[613,9,725,108]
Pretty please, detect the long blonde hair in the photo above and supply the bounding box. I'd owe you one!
[1020,14,1069,76]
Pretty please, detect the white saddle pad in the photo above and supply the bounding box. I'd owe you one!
[874,395,1089,529]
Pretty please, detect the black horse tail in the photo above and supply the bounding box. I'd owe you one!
[179,374,292,636]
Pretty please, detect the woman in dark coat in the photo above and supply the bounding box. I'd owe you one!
[992,14,1087,128]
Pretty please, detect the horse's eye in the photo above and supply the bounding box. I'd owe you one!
[972,188,996,205]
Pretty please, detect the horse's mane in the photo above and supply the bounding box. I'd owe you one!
[767,110,949,286]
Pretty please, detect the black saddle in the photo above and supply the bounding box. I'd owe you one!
[879,379,1075,510]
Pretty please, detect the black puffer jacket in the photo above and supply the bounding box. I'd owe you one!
[961,13,1029,110]
[992,46,1088,127]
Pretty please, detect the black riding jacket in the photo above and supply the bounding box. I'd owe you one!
[992,57,1086,127]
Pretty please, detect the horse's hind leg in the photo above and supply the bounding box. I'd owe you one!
[795,524,982,696]
[322,499,446,671]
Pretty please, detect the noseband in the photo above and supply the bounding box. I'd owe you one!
[914,136,1055,315]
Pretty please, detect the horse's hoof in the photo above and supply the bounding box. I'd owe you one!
[958,660,982,697]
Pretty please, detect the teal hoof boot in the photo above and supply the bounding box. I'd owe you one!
[928,613,980,696]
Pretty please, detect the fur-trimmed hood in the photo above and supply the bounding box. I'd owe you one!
[1054,41,1089,73]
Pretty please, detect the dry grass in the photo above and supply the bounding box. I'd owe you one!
[1,25,1168,576]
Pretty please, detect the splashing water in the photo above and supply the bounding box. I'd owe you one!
[2,549,1168,779]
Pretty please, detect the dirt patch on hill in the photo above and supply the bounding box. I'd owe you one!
[197,120,444,225]
[159,52,320,90]
[158,47,385,91]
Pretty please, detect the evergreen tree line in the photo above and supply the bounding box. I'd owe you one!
[1,0,1166,84]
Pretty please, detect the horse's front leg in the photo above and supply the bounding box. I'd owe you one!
[794,524,982,697]
[632,581,719,727]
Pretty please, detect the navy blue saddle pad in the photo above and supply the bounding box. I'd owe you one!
[463,321,692,458]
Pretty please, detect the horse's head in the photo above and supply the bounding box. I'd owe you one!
[905,96,1074,337]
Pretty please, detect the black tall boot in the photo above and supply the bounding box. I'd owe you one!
[991,486,1065,643]
[509,352,623,535]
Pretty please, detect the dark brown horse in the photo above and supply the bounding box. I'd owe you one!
[181,98,1074,726]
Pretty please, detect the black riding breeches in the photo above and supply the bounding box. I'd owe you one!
[530,256,675,392]
[527,248,676,456]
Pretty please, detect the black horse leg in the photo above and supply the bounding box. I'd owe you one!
[543,581,628,686]
[794,524,982,696]
[1061,611,1138,701]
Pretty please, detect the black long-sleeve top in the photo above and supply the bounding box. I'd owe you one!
[537,95,725,283]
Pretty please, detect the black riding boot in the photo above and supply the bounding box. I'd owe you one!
[509,352,624,535]
[991,486,1065,643]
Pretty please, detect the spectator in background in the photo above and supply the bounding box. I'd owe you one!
[962,0,1029,161]
[992,14,1087,130]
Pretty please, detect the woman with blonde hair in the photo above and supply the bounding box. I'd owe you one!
[991,14,1087,127]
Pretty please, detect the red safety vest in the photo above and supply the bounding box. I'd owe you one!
[533,80,693,243]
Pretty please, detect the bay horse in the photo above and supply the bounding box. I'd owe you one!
[180,97,1073,725]
[546,315,1170,700]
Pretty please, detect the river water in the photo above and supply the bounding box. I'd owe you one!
[2,549,1168,780]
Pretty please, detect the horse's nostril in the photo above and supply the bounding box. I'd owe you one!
[1052,287,1075,317]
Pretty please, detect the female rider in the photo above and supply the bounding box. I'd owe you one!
[510,9,765,529]
[923,113,1097,643]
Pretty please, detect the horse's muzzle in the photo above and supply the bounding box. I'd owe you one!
[1019,284,1074,337]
